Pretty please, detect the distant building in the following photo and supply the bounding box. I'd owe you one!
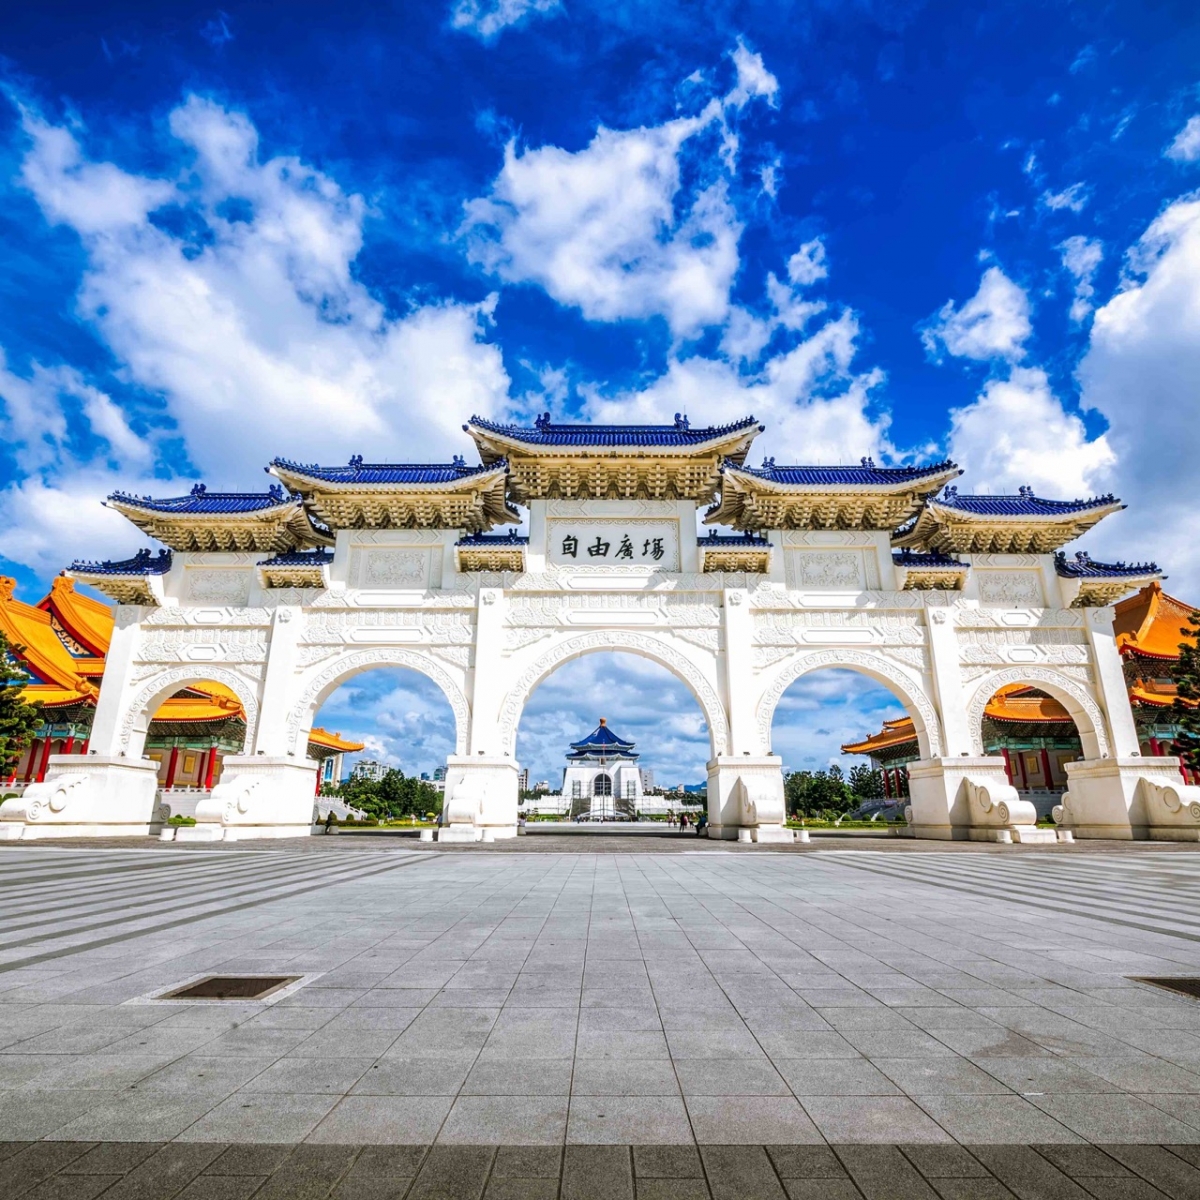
[351,759,386,782]
[562,719,643,819]
[518,768,530,793]
[639,768,655,792]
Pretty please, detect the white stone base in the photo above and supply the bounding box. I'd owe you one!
[440,756,520,842]
[0,756,161,840]
[189,757,319,841]
[1059,756,1200,841]
[706,755,785,842]
[907,757,1037,842]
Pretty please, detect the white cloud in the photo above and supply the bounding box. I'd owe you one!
[1060,235,1104,322]
[464,111,742,338]
[1076,196,1200,589]
[450,0,560,41]
[1166,115,1200,163]
[727,41,780,110]
[587,308,891,465]
[946,366,1114,497]
[787,238,828,286]
[921,266,1032,362]
[1040,182,1090,212]
[463,53,781,339]
[4,96,513,579]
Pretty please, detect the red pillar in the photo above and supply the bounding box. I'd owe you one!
[1001,748,1014,785]
[881,767,892,798]
[204,747,218,790]
[35,738,53,783]
[1150,737,1162,757]
[1039,749,1054,790]
[315,762,322,796]
[1015,751,1029,791]
[63,735,76,756]
[164,746,180,790]
[23,739,39,783]
[80,739,89,755]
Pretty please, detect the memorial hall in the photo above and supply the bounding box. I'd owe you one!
[2,412,1197,844]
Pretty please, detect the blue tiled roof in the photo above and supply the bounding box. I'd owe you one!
[568,721,638,759]
[701,531,771,547]
[935,485,1121,516]
[271,456,499,484]
[457,531,529,546]
[467,413,762,447]
[108,483,292,513]
[258,549,334,567]
[70,549,173,576]
[892,549,966,569]
[729,457,959,486]
[1054,551,1159,578]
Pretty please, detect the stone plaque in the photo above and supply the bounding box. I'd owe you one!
[547,520,680,569]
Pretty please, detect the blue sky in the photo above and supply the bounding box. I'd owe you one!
[2,0,1199,780]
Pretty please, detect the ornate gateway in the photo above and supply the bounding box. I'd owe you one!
[3,414,1192,843]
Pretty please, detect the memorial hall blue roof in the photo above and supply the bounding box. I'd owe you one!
[892,549,966,568]
[933,486,1121,516]
[270,456,499,484]
[258,549,334,567]
[1054,551,1160,578]
[107,484,292,513]
[727,458,959,486]
[456,531,529,546]
[69,549,173,575]
[568,720,639,759]
[467,413,762,447]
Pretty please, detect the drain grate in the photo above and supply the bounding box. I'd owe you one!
[1131,976,1200,1001]
[158,975,301,1001]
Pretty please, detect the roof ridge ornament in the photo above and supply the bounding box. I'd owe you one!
[535,412,551,430]
[860,456,875,468]
[348,454,363,468]
[674,412,690,430]
[190,483,206,496]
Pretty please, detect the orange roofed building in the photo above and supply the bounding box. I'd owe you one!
[843,582,1199,803]
[2,576,362,792]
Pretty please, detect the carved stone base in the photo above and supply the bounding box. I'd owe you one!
[0,756,161,839]
[1060,756,1200,840]
[706,755,785,841]
[188,756,319,840]
[441,756,520,842]
[906,757,1039,842]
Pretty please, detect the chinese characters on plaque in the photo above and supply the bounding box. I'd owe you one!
[547,522,680,569]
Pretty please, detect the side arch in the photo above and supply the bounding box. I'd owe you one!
[756,649,944,758]
[496,631,729,757]
[120,667,261,757]
[286,648,470,756]
[965,666,1110,760]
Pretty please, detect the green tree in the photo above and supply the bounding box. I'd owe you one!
[848,763,884,800]
[784,766,855,818]
[338,768,442,821]
[1173,609,1200,772]
[0,634,42,776]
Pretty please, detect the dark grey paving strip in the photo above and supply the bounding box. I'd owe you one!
[822,855,1200,946]
[0,852,428,975]
[0,851,362,930]
[4,1144,1200,1199]
[0,852,425,956]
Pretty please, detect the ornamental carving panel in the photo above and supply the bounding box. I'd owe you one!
[136,628,268,663]
[184,569,252,605]
[351,549,430,589]
[301,610,473,643]
[782,531,875,547]
[785,551,871,590]
[976,570,1044,606]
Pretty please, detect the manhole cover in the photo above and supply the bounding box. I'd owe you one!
[158,975,301,1001]
[1131,977,1200,1001]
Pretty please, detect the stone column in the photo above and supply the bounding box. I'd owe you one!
[1082,607,1139,757]
[708,588,787,841]
[87,606,146,755]
[442,586,518,841]
[253,606,303,756]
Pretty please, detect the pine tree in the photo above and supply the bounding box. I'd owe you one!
[0,633,42,776]
[1172,609,1200,771]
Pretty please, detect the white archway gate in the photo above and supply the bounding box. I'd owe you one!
[3,415,1189,842]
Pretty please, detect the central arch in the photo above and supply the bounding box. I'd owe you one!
[756,649,944,758]
[496,631,729,758]
[287,648,470,756]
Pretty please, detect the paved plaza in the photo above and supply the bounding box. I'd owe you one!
[6,843,1200,1197]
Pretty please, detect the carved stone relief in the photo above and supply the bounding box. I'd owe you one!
[184,569,252,605]
[976,571,1045,606]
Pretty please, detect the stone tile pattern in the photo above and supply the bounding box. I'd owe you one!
[6,1140,1200,1199]
[5,847,1200,1152]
